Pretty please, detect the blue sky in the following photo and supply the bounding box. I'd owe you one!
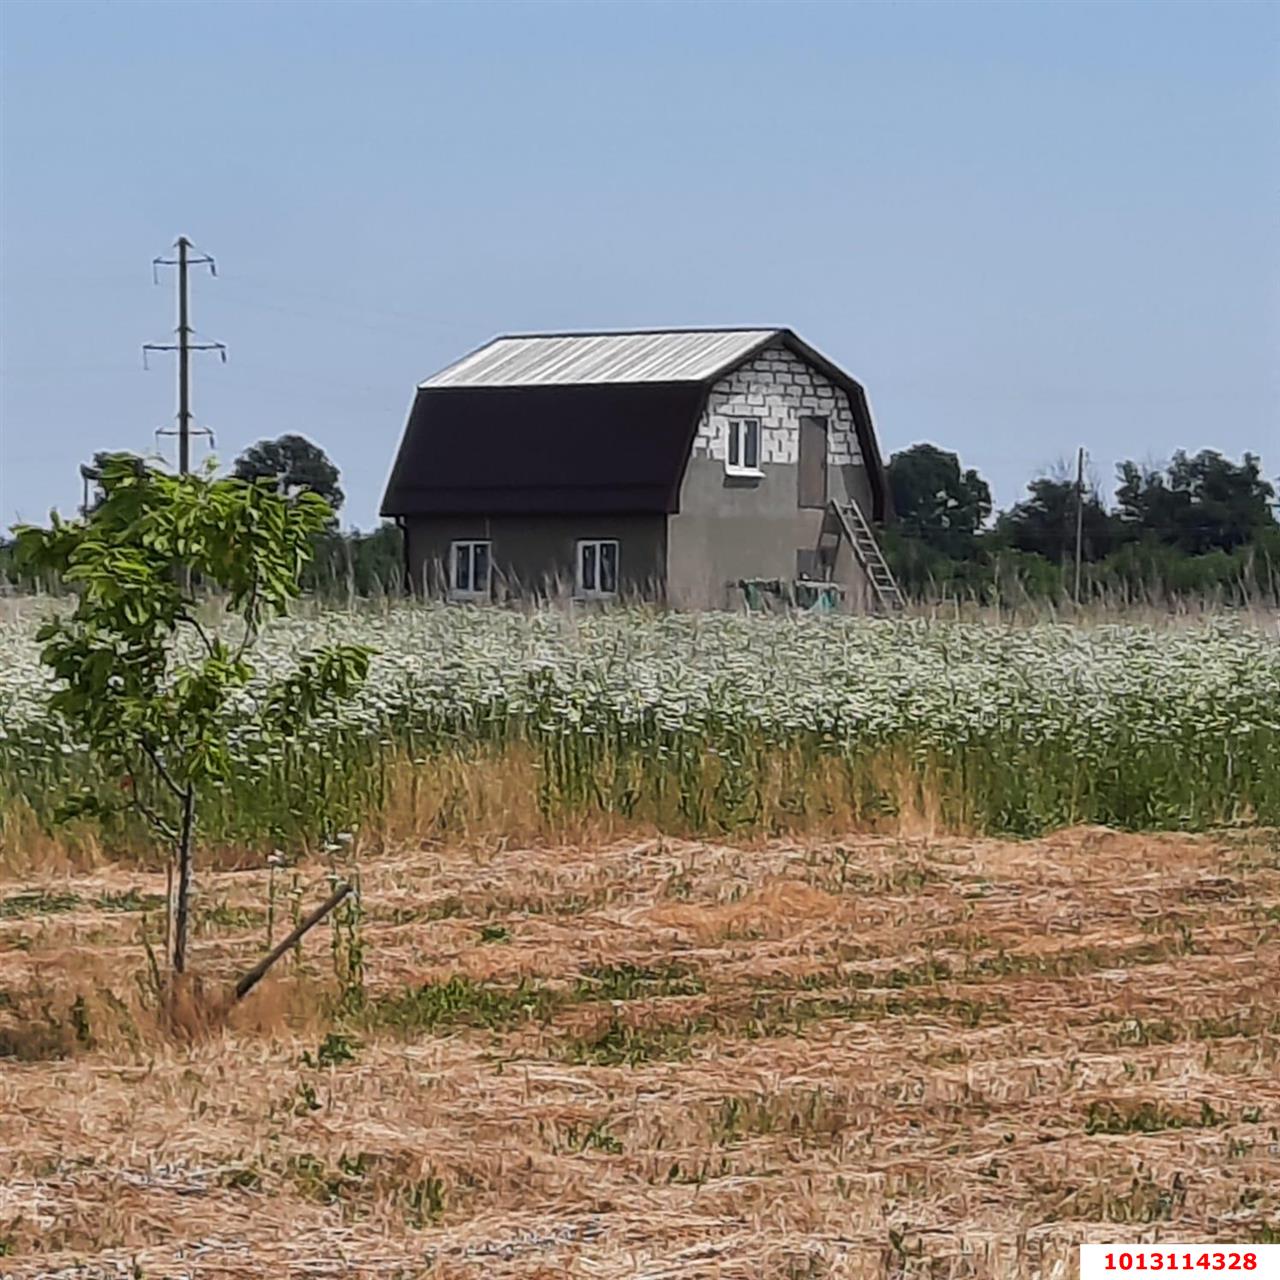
[2,0,1276,529]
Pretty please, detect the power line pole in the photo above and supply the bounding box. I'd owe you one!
[177,236,192,475]
[1073,446,1086,605]
[144,236,226,473]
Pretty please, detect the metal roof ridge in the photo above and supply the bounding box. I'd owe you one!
[489,325,786,339]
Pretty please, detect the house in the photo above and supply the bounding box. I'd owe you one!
[380,327,902,611]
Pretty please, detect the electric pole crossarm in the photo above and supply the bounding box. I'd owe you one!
[143,342,227,355]
[142,342,226,371]
[152,243,217,280]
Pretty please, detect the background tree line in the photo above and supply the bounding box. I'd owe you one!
[3,434,1277,604]
[0,435,406,599]
[885,443,1279,603]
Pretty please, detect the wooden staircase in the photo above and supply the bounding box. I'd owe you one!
[824,499,905,613]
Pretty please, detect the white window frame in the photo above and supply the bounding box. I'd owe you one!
[449,539,492,600]
[725,417,763,477]
[575,538,619,599]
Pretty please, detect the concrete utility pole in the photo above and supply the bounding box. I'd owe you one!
[177,237,192,474]
[1073,446,1086,604]
[144,237,226,473]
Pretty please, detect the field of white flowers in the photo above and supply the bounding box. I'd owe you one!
[2,604,1277,847]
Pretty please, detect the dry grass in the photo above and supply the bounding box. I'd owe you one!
[0,746,972,881]
[0,826,1278,1277]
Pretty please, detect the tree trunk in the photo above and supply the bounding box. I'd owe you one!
[172,787,195,974]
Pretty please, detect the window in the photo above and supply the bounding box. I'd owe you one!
[450,540,491,598]
[576,539,619,598]
[726,418,762,476]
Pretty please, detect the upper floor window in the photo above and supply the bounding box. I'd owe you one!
[450,540,491,599]
[726,418,762,476]
[576,539,618,598]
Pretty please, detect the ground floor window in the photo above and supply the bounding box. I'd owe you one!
[450,540,491,598]
[576,539,619,598]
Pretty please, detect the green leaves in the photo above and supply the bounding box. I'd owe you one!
[265,645,374,725]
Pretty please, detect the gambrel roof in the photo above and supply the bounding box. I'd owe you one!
[381,328,889,519]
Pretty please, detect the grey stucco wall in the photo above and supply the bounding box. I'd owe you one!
[667,343,878,611]
[406,513,667,601]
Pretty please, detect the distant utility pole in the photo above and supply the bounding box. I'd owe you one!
[144,236,226,474]
[1073,446,1086,604]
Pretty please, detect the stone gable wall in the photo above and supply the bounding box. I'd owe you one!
[691,344,863,468]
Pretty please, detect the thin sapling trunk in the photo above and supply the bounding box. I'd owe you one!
[172,786,195,974]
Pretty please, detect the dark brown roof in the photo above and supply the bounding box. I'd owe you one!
[380,329,890,520]
[381,381,707,516]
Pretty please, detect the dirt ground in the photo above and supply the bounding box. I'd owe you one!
[0,826,1277,1278]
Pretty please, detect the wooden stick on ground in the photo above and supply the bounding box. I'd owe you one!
[233,882,352,1003]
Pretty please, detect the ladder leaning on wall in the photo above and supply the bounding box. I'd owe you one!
[826,498,906,613]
